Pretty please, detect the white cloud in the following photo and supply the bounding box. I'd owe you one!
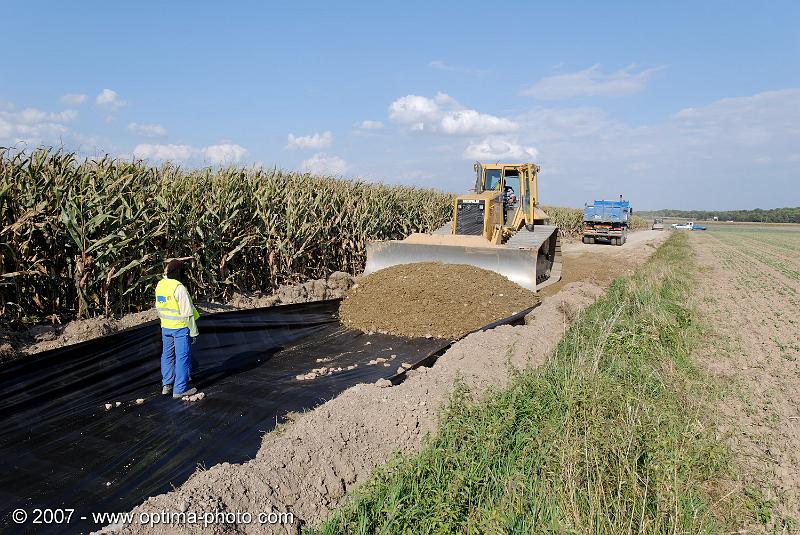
[388,95,442,124]
[130,142,248,164]
[202,143,248,164]
[0,103,77,145]
[95,88,127,110]
[388,92,517,135]
[463,137,538,160]
[128,122,167,138]
[132,143,194,161]
[60,93,87,106]
[517,106,616,141]
[360,120,384,130]
[300,153,348,175]
[522,64,664,100]
[15,108,77,124]
[428,60,488,76]
[440,109,518,135]
[286,131,333,150]
[670,89,799,148]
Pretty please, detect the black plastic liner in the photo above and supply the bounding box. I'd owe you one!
[0,299,535,533]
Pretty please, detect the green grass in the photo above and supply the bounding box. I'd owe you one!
[308,233,733,534]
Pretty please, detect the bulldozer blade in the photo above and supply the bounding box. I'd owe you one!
[365,240,542,291]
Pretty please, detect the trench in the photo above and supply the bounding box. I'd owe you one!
[0,299,533,534]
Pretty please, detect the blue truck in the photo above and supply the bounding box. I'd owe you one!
[582,197,632,246]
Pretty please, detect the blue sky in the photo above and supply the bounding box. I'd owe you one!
[1,1,798,210]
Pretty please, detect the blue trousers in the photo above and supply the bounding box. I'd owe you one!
[161,327,192,394]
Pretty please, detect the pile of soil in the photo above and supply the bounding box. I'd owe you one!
[339,263,539,340]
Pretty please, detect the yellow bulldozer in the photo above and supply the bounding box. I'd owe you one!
[364,162,562,291]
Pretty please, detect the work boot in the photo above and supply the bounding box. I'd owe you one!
[173,387,197,399]
[161,384,172,395]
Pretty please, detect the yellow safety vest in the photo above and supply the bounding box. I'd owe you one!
[155,278,199,329]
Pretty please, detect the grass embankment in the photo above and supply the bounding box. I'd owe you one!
[311,233,732,534]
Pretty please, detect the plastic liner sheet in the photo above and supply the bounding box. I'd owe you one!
[0,300,449,533]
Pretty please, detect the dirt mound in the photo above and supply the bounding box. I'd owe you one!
[339,263,539,339]
[227,271,354,308]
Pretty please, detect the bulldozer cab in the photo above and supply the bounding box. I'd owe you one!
[473,162,540,229]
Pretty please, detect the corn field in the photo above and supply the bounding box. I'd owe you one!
[0,148,452,324]
[541,206,585,238]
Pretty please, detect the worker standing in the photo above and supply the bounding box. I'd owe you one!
[155,259,200,398]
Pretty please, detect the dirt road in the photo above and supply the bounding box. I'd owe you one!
[542,229,669,297]
[111,229,669,535]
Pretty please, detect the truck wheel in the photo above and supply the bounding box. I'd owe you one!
[582,236,589,244]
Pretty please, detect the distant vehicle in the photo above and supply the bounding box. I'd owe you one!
[582,196,631,246]
[652,218,664,230]
[671,221,707,230]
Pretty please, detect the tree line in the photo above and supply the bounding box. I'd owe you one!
[637,207,800,223]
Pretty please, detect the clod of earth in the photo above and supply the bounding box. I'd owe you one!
[295,365,347,381]
[182,392,205,402]
[339,263,540,339]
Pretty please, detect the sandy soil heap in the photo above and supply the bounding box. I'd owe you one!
[339,263,539,339]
